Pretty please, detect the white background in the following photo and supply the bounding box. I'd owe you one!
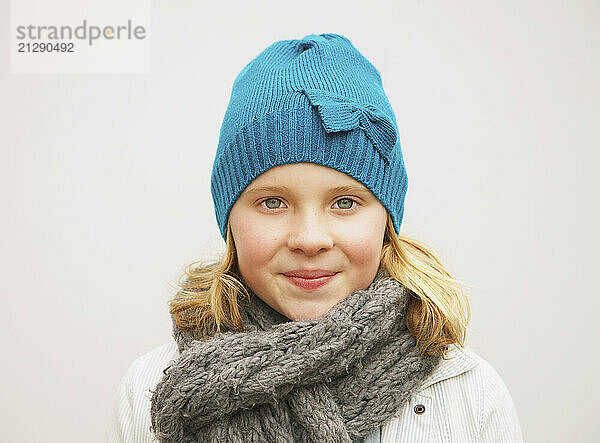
[1,0,598,441]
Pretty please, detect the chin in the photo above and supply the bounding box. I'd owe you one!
[286,305,331,321]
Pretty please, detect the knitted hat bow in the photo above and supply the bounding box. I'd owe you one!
[299,88,397,164]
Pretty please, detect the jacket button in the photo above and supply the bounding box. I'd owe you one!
[414,404,426,415]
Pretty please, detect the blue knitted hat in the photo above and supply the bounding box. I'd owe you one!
[211,33,408,241]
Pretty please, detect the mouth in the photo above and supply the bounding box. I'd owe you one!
[282,272,339,290]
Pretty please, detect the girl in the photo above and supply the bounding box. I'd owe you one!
[107,33,523,442]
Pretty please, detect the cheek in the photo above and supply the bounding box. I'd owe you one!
[340,222,385,290]
[234,222,277,270]
[342,222,384,264]
[345,237,382,267]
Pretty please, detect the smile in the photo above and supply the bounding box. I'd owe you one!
[283,273,338,290]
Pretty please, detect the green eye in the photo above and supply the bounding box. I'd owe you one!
[261,197,357,211]
[264,198,282,209]
[336,198,354,209]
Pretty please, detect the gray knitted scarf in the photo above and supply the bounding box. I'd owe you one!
[149,265,442,442]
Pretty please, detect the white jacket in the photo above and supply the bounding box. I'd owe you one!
[106,341,523,442]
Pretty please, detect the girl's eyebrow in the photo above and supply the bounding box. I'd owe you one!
[244,184,371,197]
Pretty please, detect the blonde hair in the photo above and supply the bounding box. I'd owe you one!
[168,212,471,358]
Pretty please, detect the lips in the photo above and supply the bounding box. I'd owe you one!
[282,270,339,290]
[282,269,337,279]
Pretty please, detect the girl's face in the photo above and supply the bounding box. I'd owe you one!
[229,163,388,321]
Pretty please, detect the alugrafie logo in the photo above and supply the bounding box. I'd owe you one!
[16,19,146,46]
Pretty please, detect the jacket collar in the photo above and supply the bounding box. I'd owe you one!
[419,344,479,390]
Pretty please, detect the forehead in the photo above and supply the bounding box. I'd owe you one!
[243,163,370,196]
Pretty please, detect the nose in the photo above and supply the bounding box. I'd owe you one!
[286,209,334,256]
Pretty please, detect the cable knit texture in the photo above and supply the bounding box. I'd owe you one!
[149,265,442,442]
[210,33,409,240]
